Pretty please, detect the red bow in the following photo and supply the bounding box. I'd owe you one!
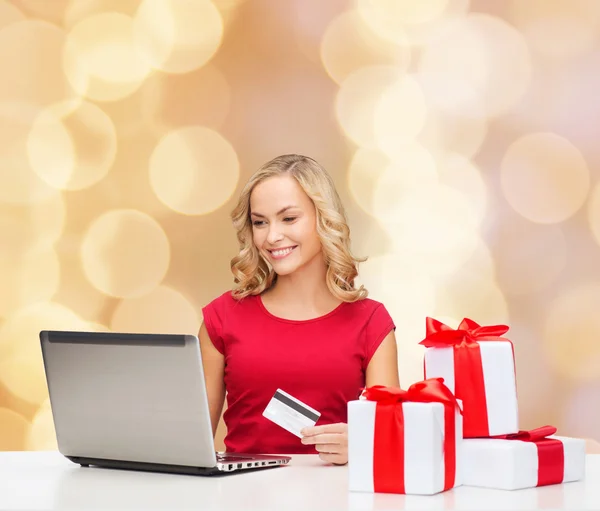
[363,378,461,494]
[419,317,514,437]
[419,317,509,347]
[495,426,564,486]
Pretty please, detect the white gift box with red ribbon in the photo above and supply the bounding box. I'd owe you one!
[461,427,585,490]
[421,317,519,437]
[348,379,463,496]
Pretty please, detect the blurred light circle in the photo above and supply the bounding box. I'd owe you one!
[320,9,411,86]
[133,0,223,74]
[349,143,437,217]
[510,0,600,59]
[371,143,438,214]
[95,83,155,138]
[52,255,108,323]
[9,0,70,25]
[81,209,171,298]
[0,0,25,30]
[111,286,200,334]
[141,64,231,132]
[437,153,487,222]
[86,132,171,216]
[0,350,49,405]
[501,132,590,224]
[492,219,567,295]
[213,0,248,32]
[0,302,88,360]
[63,0,142,27]
[335,65,403,147]
[0,303,87,406]
[0,103,57,204]
[294,1,363,68]
[63,12,152,102]
[0,247,60,319]
[374,74,428,150]
[0,408,29,451]
[355,0,470,47]
[445,110,487,159]
[357,255,436,324]
[149,126,239,215]
[404,0,471,46]
[27,100,117,191]
[588,183,600,248]
[544,284,600,382]
[0,190,65,254]
[355,0,449,43]
[373,183,480,276]
[347,148,390,216]
[419,103,488,159]
[27,399,57,450]
[0,20,82,108]
[435,241,510,325]
[357,253,436,386]
[418,14,532,117]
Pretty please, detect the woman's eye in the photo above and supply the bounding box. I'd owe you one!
[252,220,265,226]
[283,217,296,222]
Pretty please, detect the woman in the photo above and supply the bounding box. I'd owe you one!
[200,154,399,465]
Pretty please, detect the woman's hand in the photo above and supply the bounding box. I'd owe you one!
[300,423,348,465]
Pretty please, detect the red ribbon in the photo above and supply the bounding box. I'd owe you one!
[419,317,513,437]
[496,426,565,486]
[363,378,461,494]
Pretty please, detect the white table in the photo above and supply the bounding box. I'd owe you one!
[1,451,599,510]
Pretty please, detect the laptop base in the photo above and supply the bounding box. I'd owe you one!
[66,455,289,476]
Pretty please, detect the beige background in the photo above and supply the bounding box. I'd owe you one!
[1,0,600,452]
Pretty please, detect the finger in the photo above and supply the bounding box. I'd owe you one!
[318,452,347,465]
[301,433,346,446]
[301,423,347,437]
[314,443,342,454]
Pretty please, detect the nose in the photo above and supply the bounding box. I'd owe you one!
[266,225,284,245]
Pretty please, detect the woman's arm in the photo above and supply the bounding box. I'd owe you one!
[366,330,400,388]
[198,322,226,437]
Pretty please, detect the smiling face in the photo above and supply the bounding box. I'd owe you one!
[250,174,323,277]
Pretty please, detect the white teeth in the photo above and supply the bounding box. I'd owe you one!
[272,247,294,257]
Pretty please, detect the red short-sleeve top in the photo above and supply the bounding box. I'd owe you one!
[201,291,395,454]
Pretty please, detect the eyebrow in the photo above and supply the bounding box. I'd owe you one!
[250,205,299,218]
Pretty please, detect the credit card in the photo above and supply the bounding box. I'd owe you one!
[262,388,321,438]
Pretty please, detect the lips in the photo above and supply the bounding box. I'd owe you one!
[268,246,298,260]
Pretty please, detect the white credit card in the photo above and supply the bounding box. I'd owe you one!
[262,388,321,438]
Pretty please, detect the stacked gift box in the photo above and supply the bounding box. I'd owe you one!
[348,317,586,495]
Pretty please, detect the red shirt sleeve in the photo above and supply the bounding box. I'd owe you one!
[201,293,228,355]
[363,303,395,369]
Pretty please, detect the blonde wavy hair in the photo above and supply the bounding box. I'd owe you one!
[230,154,368,302]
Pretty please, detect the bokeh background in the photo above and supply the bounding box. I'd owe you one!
[1,0,600,453]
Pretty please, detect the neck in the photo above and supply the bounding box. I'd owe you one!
[268,254,333,306]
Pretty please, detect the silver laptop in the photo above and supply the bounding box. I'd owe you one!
[39,330,290,475]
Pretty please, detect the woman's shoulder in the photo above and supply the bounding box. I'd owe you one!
[203,290,255,313]
[344,297,395,342]
[345,296,388,314]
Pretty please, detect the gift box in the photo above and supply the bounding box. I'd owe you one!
[348,378,462,496]
[420,317,519,437]
[462,426,586,490]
